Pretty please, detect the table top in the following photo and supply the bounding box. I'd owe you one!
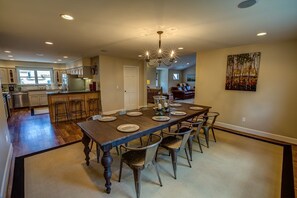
[77,103,211,150]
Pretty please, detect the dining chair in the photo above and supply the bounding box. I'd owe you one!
[158,127,192,179]
[86,115,119,163]
[118,134,163,198]
[199,112,220,148]
[179,117,206,160]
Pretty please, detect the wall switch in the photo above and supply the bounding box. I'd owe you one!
[242,117,246,122]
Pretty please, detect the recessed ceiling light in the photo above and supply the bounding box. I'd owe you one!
[8,55,13,58]
[60,14,74,21]
[238,0,257,9]
[257,32,267,36]
[36,53,44,56]
[10,59,14,61]
[57,59,62,61]
[63,56,68,58]
[138,55,143,58]
[45,41,53,45]
[54,61,57,63]
[4,50,11,53]
[187,63,189,65]
[174,60,177,63]
[178,47,184,50]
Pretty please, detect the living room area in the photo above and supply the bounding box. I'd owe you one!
[146,53,196,104]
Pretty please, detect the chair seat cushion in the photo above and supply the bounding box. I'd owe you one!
[122,150,145,168]
[161,136,181,150]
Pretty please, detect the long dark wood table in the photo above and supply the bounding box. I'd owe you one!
[77,103,211,193]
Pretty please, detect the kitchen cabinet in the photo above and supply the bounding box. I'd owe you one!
[28,91,48,107]
[66,66,92,79]
[7,68,17,84]
[0,68,9,84]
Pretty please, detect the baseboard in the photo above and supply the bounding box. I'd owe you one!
[216,122,297,145]
[0,144,13,198]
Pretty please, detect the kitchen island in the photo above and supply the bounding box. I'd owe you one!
[47,90,101,123]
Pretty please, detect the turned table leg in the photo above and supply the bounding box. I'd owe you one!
[82,133,91,166]
[101,149,113,194]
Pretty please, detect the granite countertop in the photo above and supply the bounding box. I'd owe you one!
[47,90,100,95]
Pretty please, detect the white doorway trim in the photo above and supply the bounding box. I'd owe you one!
[123,66,139,110]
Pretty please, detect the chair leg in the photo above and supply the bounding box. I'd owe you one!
[90,140,94,150]
[187,138,193,161]
[184,148,192,168]
[96,144,100,163]
[116,146,120,155]
[211,127,217,142]
[170,150,177,179]
[196,135,203,153]
[139,137,143,146]
[153,161,162,187]
[133,168,141,198]
[118,159,123,182]
[204,127,210,148]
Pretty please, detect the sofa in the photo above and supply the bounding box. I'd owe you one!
[171,83,195,100]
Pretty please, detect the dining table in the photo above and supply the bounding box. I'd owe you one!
[77,102,211,194]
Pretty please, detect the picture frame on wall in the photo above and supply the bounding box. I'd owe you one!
[225,52,261,91]
[186,74,195,82]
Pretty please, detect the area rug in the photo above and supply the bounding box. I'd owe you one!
[24,130,283,198]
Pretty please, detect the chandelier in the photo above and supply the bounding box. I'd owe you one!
[145,31,176,67]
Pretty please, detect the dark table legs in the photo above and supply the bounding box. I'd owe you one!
[101,149,113,193]
[82,133,91,166]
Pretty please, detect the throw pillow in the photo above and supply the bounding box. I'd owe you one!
[186,85,191,91]
[182,86,187,91]
[177,86,183,91]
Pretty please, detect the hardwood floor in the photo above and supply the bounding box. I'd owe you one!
[8,108,83,157]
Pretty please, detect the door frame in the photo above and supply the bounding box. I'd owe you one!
[123,65,139,110]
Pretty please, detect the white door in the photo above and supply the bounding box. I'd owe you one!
[124,66,139,110]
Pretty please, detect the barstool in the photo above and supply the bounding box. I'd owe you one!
[88,98,100,116]
[54,101,69,123]
[69,99,86,120]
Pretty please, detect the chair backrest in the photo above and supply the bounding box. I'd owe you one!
[86,114,102,121]
[191,118,206,137]
[204,112,220,127]
[144,134,162,167]
[177,127,193,150]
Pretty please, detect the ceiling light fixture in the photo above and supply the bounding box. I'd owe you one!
[4,50,11,53]
[57,59,62,61]
[257,32,267,36]
[144,31,176,67]
[178,47,184,50]
[60,14,74,20]
[36,53,44,56]
[238,0,257,9]
[45,41,53,45]
[63,56,68,58]
[10,59,14,61]
[8,55,13,58]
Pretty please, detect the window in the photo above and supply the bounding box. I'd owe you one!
[173,73,180,80]
[17,68,53,85]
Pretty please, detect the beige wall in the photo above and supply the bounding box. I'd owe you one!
[196,39,297,139]
[146,67,157,88]
[99,55,145,112]
[182,65,196,87]
[168,69,183,92]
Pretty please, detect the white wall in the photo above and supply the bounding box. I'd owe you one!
[196,39,297,140]
[0,81,13,198]
[182,65,196,87]
[159,69,169,94]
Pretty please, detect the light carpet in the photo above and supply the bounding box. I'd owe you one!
[24,130,283,198]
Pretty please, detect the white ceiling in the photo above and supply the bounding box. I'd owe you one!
[0,0,297,69]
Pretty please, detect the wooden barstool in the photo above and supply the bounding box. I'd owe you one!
[54,101,69,123]
[88,98,100,116]
[69,99,86,120]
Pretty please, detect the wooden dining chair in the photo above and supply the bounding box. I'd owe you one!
[86,115,119,163]
[118,134,163,198]
[158,127,192,179]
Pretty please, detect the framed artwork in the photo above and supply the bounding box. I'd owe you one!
[225,52,261,91]
[186,74,195,82]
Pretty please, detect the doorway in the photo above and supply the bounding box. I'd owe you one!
[124,66,139,110]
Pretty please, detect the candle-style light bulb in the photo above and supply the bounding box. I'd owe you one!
[158,49,162,54]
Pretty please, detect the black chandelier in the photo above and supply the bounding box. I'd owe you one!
[145,31,176,67]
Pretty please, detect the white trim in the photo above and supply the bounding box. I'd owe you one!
[216,121,297,145]
[0,144,13,198]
